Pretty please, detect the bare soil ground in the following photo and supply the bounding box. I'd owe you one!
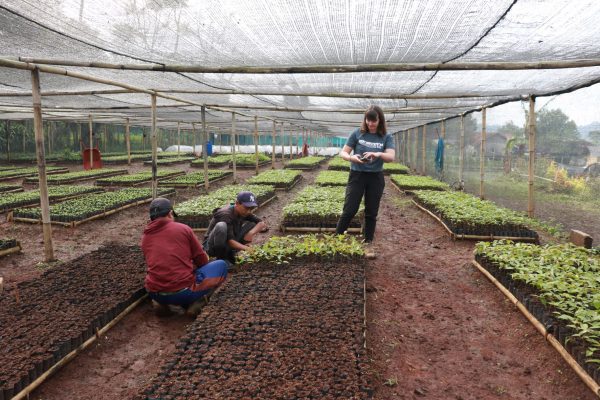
[0,159,596,399]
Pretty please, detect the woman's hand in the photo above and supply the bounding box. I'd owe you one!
[361,152,380,161]
[350,154,365,164]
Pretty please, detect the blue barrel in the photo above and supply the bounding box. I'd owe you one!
[206,141,213,156]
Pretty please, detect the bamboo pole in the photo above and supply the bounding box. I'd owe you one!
[103,124,107,153]
[177,122,181,157]
[459,114,465,184]
[480,108,487,199]
[88,114,93,169]
[528,96,536,218]
[422,124,427,175]
[289,130,293,161]
[150,94,158,199]
[192,122,196,155]
[202,106,209,190]
[125,118,131,166]
[254,116,259,175]
[412,127,417,170]
[296,130,300,156]
[280,123,285,166]
[31,68,54,262]
[271,120,276,169]
[78,123,82,153]
[5,120,10,162]
[16,57,600,73]
[231,112,237,183]
[441,119,446,139]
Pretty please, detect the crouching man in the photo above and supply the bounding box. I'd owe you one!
[141,198,228,317]
[203,191,268,264]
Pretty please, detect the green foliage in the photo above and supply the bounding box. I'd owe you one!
[13,188,173,221]
[247,169,301,186]
[285,156,325,168]
[237,234,364,265]
[390,175,449,191]
[0,167,66,179]
[23,168,127,184]
[158,170,230,186]
[588,130,600,145]
[315,170,349,186]
[475,241,600,364]
[174,184,275,218]
[383,163,410,174]
[413,190,531,229]
[282,186,363,225]
[1,185,103,212]
[327,156,350,171]
[96,169,183,185]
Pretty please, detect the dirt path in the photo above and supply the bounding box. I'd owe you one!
[0,162,596,399]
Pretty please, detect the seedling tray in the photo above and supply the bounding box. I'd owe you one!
[0,239,21,257]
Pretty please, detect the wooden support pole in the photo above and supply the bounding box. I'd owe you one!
[103,124,107,153]
[280,123,285,166]
[125,118,131,166]
[231,112,237,183]
[150,94,158,199]
[289,130,293,161]
[528,96,536,218]
[177,122,181,157]
[254,116,259,175]
[78,123,82,153]
[441,119,446,139]
[5,120,11,162]
[459,114,465,184]
[422,125,427,175]
[202,106,210,190]
[271,120,276,169]
[88,115,93,169]
[192,123,196,155]
[412,127,417,169]
[31,68,54,262]
[296,130,300,156]
[480,108,487,199]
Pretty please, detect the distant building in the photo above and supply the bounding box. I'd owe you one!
[587,146,600,165]
[469,132,510,159]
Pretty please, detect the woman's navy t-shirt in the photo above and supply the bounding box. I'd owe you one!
[345,128,395,172]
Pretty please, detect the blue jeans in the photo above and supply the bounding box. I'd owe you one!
[148,260,228,308]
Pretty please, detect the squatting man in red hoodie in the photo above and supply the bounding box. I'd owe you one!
[141,198,228,317]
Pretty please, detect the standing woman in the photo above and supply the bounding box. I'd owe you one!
[336,105,395,256]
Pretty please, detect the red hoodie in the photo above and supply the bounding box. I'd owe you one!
[141,218,209,293]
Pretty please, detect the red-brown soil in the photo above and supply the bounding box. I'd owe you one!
[0,159,596,399]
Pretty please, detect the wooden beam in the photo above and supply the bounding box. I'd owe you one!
[570,230,593,249]
[31,68,54,262]
[151,94,158,199]
[480,108,487,199]
[459,114,465,184]
[231,112,237,183]
[202,106,209,190]
[271,120,276,169]
[422,125,426,175]
[177,121,181,157]
[16,57,600,73]
[125,118,131,166]
[528,96,536,218]
[254,116,259,175]
[88,114,93,169]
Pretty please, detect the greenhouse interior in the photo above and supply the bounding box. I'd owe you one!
[1,0,600,399]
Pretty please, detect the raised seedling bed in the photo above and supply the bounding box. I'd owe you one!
[190,155,231,168]
[281,185,363,233]
[0,183,24,193]
[157,170,232,188]
[412,190,538,241]
[0,244,147,400]
[12,188,175,227]
[0,238,21,257]
[383,162,410,175]
[284,155,325,170]
[138,234,370,399]
[0,167,69,182]
[246,169,302,191]
[174,184,276,231]
[23,168,128,185]
[143,157,196,166]
[96,170,185,187]
[327,156,350,171]
[1,185,104,214]
[390,174,450,193]
[474,241,600,395]
[315,170,349,186]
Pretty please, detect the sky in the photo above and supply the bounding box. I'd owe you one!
[484,83,600,128]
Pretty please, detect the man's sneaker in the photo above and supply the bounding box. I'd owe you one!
[185,297,209,317]
[151,300,174,317]
[364,243,377,259]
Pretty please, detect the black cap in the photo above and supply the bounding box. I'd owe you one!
[236,191,258,208]
[149,197,177,220]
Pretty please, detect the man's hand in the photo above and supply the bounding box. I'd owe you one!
[257,220,268,232]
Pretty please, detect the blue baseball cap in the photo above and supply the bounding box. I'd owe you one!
[236,191,258,208]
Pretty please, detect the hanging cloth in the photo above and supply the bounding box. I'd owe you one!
[435,137,444,174]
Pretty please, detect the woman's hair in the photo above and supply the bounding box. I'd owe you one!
[360,105,387,136]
